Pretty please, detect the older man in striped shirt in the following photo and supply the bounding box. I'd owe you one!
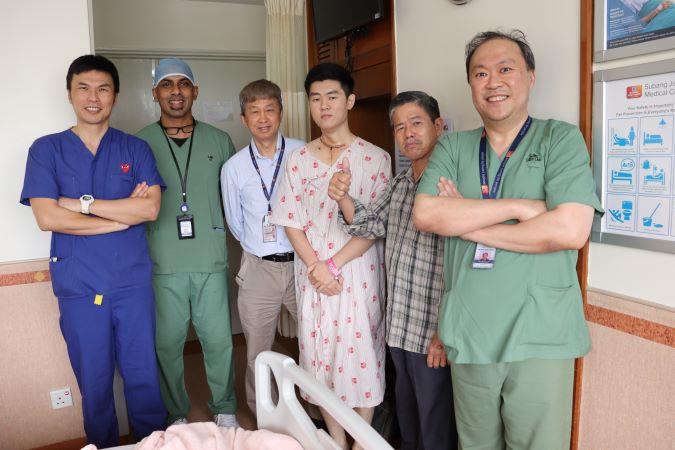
[328,91,457,450]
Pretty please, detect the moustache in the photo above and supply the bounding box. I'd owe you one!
[404,139,423,148]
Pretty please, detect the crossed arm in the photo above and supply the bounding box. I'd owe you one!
[30,182,161,235]
[412,177,594,253]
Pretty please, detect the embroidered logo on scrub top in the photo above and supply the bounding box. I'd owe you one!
[208,155,214,161]
[120,163,131,174]
[526,153,543,167]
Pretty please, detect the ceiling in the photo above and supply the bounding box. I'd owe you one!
[183,0,265,5]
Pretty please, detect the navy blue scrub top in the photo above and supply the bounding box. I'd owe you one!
[20,128,165,299]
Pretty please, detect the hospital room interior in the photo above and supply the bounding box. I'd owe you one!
[2,0,674,449]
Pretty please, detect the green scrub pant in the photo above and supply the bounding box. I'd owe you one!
[153,272,236,423]
[451,358,574,450]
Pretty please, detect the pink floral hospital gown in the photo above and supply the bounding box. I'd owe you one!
[270,138,391,407]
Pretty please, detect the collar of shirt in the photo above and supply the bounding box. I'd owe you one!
[396,165,418,186]
[249,133,284,162]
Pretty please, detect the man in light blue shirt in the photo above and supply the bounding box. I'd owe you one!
[221,79,304,415]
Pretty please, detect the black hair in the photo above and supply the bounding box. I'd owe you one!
[66,54,120,93]
[465,29,535,82]
[388,91,441,126]
[239,79,283,115]
[304,62,354,97]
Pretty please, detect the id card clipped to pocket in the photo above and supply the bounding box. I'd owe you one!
[177,214,195,240]
[472,243,496,269]
[262,213,277,243]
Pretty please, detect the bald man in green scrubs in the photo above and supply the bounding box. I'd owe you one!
[413,30,603,449]
[137,58,237,427]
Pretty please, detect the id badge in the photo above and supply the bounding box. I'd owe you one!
[177,214,195,240]
[472,243,496,269]
[262,213,277,243]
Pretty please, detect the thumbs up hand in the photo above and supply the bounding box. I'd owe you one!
[328,157,352,202]
[340,157,351,175]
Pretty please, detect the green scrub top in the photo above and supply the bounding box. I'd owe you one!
[137,121,235,274]
[418,118,603,364]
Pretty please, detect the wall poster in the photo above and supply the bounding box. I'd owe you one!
[592,59,675,253]
[594,0,675,61]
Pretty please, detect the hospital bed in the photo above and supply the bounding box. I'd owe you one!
[103,351,392,450]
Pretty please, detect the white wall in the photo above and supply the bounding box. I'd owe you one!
[395,0,675,309]
[1,0,92,263]
[92,0,265,53]
[395,0,580,131]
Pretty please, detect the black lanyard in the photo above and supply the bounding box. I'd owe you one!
[249,137,285,212]
[161,121,196,210]
[479,116,532,199]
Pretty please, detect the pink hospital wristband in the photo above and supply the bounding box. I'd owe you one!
[326,258,341,278]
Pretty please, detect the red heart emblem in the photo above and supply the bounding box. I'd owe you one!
[120,163,130,174]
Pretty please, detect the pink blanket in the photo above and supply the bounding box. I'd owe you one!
[81,422,303,450]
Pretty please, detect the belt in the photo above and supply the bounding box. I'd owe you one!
[261,252,294,262]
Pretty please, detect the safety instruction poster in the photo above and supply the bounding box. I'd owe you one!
[605,0,675,50]
[602,70,675,241]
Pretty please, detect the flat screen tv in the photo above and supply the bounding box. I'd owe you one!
[313,0,385,44]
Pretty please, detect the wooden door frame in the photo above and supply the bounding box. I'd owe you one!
[571,1,594,449]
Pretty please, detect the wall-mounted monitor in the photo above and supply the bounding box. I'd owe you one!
[313,0,384,44]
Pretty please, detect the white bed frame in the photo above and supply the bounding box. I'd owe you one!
[255,351,393,450]
[104,351,392,450]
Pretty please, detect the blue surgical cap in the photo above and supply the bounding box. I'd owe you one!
[153,58,195,87]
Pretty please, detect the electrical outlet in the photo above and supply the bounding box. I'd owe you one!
[50,387,73,409]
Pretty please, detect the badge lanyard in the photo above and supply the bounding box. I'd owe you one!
[249,136,286,212]
[478,116,532,200]
[161,121,196,214]
[473,116,532,269]
[249,137,285,243]
[161,121,197,239]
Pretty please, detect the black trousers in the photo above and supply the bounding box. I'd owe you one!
[390,346,458,450]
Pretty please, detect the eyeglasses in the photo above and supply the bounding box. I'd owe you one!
[162,123,195,135]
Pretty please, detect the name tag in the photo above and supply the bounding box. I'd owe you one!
[472,243,496,269]
[262,213,277,243]
[177,214,195,240]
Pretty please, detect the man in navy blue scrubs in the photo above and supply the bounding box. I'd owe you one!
[19,55,167,448]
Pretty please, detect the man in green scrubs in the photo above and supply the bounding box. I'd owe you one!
[413,30,603,449]
[137,58,237,427]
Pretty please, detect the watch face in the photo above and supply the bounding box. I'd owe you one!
[82,195,92,201]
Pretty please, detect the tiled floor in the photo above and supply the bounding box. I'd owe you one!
[183,333,299,430]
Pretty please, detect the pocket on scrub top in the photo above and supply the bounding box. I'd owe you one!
[519,283,579,347]
[56,172,79,198]
[109,174,134,198]
[49,257,82,299]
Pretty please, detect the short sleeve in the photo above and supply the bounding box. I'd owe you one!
[132,138,166,190]
[364,149,392,206]
[218,130,236,161]
[269,150,304,230]
[544,123,603,214]
[20,138,59,206]
[417,133,457,196]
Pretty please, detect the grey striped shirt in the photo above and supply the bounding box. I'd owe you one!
[340,167,444,354]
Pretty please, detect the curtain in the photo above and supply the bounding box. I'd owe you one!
[265,0,308,337]
[265,0,309,142]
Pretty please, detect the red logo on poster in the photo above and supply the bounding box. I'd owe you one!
[120,163,130,174]
[626,85,642,99]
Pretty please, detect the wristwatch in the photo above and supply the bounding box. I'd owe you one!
[79,194,95,214]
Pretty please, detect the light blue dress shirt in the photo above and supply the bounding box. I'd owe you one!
[221,133,305,257]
